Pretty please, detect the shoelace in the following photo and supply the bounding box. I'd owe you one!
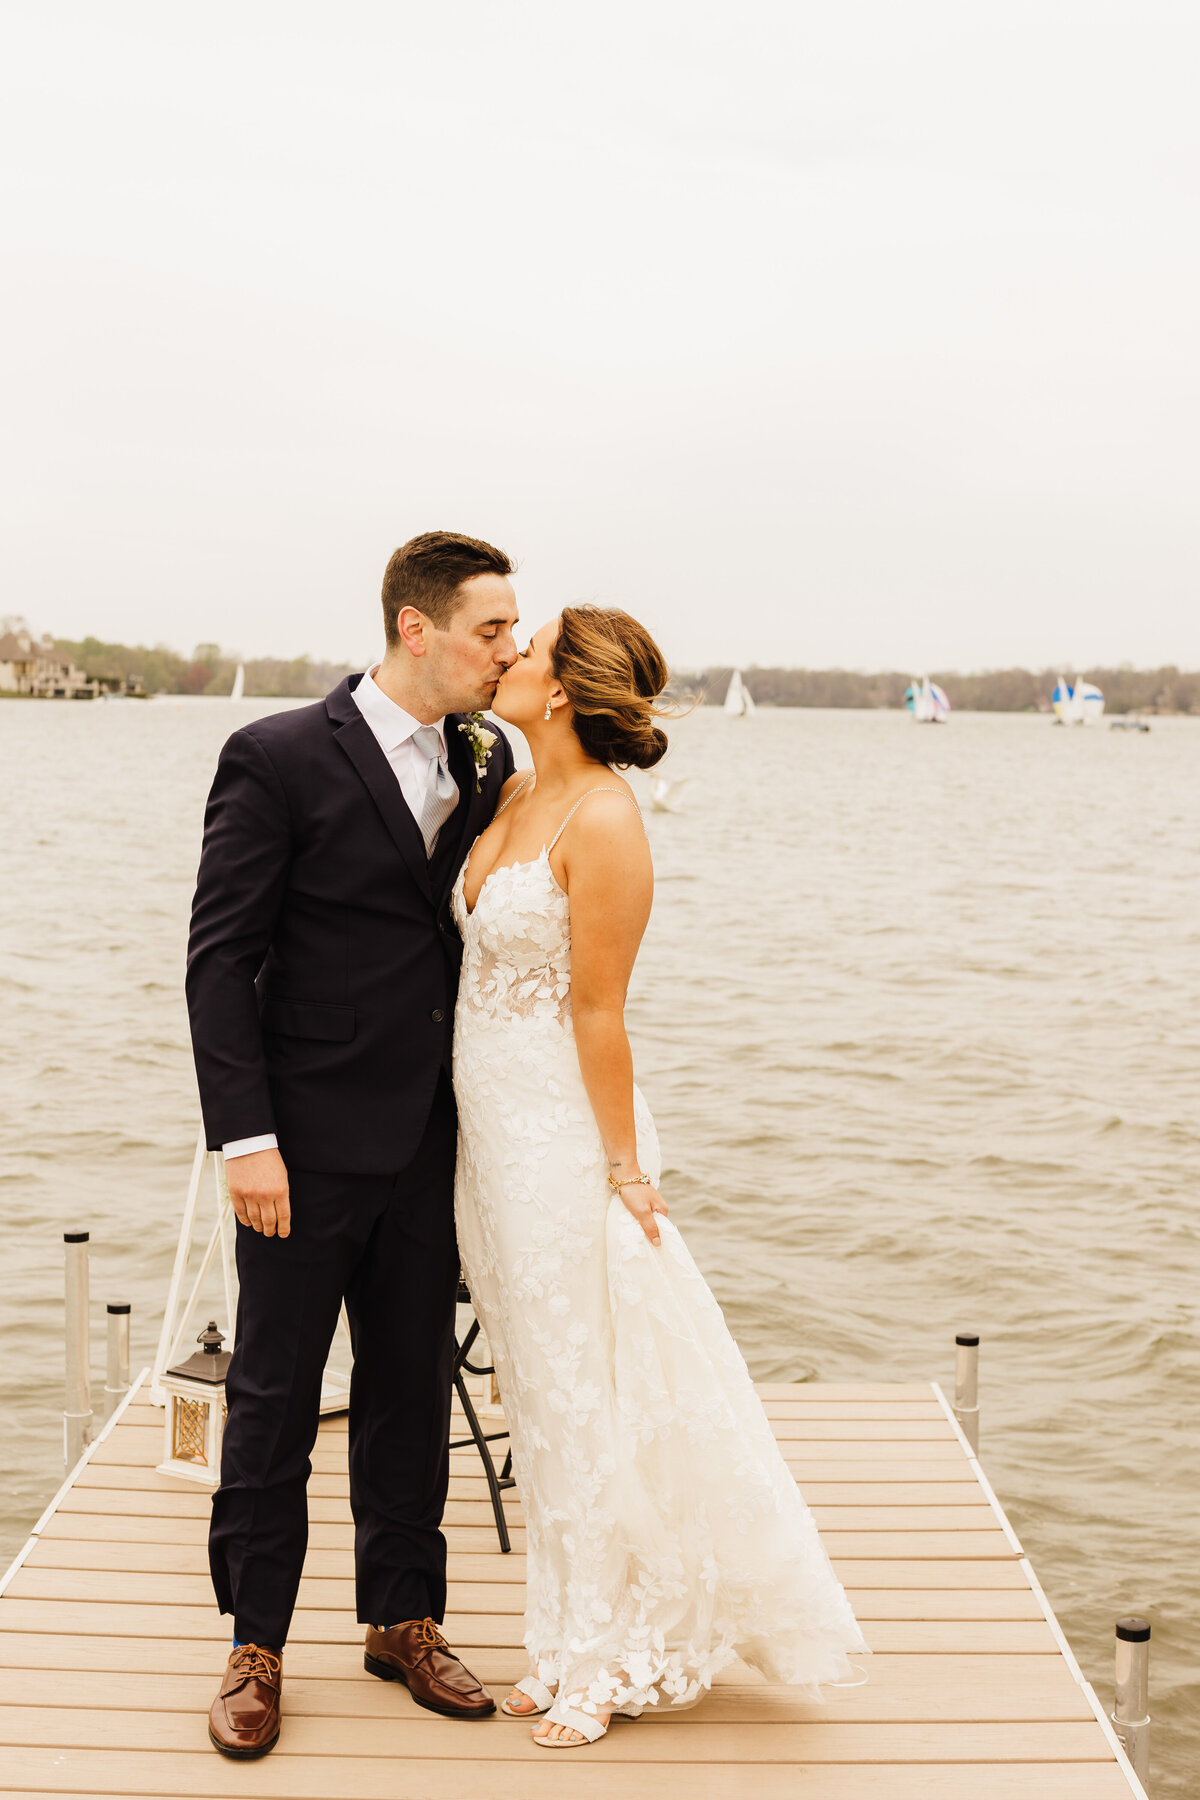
[231,1645,281,1683]
[418,1618,448,1649]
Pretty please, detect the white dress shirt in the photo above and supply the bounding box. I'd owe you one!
[223,667,455,1163]
[349,664,455,824]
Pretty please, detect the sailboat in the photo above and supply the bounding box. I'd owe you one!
[650,775,690,813]
[230,663,245,701]
[1052,675,1104,725]
[723,669,756,716]
[905,676,950,723]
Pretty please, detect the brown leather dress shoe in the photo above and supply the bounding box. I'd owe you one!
[365,1619,496,1718]
[208,1643,283,1757]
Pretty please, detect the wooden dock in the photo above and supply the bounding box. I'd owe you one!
[0,1374,1147,1798]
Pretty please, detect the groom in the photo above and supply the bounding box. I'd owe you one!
[186,531,519,1757]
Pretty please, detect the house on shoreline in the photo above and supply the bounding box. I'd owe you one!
[0,626,101,699]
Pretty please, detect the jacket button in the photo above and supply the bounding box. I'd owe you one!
[431,1008,445,1023]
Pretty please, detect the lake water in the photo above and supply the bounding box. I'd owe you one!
[1,697,1197,1789]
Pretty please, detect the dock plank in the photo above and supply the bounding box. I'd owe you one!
[0,1753,1141,1799]
[0,1656,1096,1720]
[0,1707,1115,1762]
[309,1417,965,1443]
[62,1471,994,1505]
[33,1511,1018,1563]
[84,1433,985,1472]
[64,1475,1000,1533]
[22,1539,1032,1590]
[0,1632,1060,1686]
[0,1597,1063,1653]
[4,1567,1047,1621]
[33,1511,525,1553]
[90,1443,981,1481]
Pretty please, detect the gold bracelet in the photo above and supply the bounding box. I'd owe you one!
[607,1171,651,1193]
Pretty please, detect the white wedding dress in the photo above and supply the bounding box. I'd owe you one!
[451,785,868,1716]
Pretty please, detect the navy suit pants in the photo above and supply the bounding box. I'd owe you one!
[209,1075,460,1648]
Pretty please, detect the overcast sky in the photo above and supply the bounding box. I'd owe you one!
[2,2,1197,672]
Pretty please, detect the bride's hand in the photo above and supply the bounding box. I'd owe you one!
[618,1179,669,1248]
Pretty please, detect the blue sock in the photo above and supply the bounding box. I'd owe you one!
[232,1636,244,1649]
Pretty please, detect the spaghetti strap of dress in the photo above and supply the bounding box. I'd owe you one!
[493,771,536,819]
[547,786,642,853]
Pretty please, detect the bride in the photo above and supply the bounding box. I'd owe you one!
[452,605,868,1749]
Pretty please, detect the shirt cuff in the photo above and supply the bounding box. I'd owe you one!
[222,1134,279,1161]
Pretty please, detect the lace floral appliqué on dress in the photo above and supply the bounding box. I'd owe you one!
[452,818,869,1715]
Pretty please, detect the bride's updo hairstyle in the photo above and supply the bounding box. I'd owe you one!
[551,605,671,770]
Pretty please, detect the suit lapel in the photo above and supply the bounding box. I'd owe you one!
[327,678,433,900]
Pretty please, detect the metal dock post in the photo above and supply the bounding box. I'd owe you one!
[63,1230,92,1465]
[954,1329,980,1451]
[1112,1616,1151,1787]
[104,1302,131,1421]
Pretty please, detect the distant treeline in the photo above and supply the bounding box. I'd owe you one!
[682,666,1200,714]
[49,636,1200,713]
[54,637,355,699]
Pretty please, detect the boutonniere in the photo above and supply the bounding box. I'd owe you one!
[458,712,498,792]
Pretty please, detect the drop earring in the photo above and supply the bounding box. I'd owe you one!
[544,700,553,721]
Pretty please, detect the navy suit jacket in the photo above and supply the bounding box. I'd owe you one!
[185,675,515,1173]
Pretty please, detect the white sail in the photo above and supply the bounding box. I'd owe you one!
[910,677,936,722]
[1077,680,1105,724]
[1054,675,1103,725]
[650,775,690,813]
[724,669,754,716]
[230,663,245,701]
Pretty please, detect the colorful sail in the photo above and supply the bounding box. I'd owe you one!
[907,677,949,722]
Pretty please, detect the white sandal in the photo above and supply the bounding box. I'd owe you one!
[531,1697,641,1748]
[500,1674,556,1717]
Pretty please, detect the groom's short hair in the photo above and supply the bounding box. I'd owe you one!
[382,531,514,643]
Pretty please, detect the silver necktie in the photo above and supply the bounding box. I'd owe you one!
[412,725,459,857]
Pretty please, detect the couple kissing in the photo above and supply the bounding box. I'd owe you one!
[186,529,867,1756]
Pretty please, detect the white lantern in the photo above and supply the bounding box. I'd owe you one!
[157,1320,231,1485]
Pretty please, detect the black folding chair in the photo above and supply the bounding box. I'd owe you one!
[451,1277,516,1553]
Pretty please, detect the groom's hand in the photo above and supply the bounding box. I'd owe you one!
[226,1147,291,1238]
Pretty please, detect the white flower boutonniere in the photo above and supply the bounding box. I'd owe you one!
[458,712,498,792]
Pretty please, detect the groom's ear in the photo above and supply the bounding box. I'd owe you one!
[395,605,429,658]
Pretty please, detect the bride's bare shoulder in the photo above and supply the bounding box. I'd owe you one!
[591,768,638,803]
[496,767,535,805]
[561,774,647,853]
